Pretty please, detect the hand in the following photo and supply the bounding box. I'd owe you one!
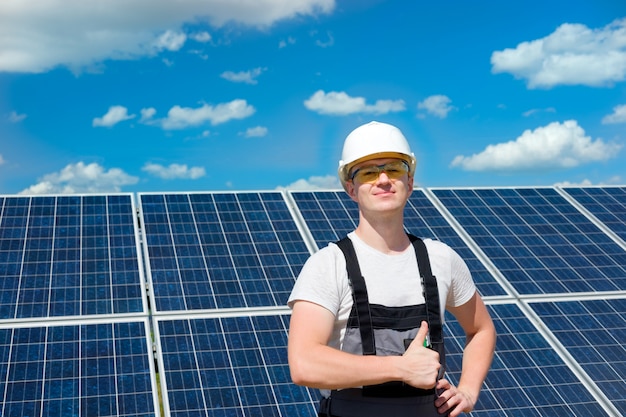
[434,379,475,416]
[401,321,440,389]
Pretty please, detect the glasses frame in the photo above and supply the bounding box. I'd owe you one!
[349,160,410,184]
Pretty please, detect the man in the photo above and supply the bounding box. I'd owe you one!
[288,121,496,417]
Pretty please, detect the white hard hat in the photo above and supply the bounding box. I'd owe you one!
[337,121,416,191]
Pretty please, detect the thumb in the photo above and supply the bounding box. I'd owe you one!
[410,321,429,349]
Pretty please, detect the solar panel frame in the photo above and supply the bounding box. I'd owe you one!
[139,192,312,313]
[429,187,626,295]
[0,194,148,322]
[0,317,159,417]
[154,312,319,417]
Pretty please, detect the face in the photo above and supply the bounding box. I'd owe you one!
[346,157,414,214]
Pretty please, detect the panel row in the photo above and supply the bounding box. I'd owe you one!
[153,299,626,417]
[2,188,624,318]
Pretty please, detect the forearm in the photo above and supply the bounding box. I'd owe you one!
[289,342,404,389]
[456,325,496,402]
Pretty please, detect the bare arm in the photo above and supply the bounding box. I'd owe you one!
[435,291,496,416]
[288,300,441,390]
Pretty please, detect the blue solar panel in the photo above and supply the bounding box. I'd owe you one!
[0,195,145,320]
[156,314,319,417]
[140,192,311,312]
[561,186,626,242]
[0,319,157,417]
[530,298,626,416]
[155,303,622,417]
[290,190,507,297]
[445,303,611,416]
[431,188,626,295]
[0,187,622,416]
[289,191,358,246]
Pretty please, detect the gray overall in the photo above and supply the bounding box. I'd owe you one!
[318,234,449,417]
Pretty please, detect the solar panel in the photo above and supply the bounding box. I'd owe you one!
[155,313,319,417]
[0,187,623,416]
[0,318,158,417]
[288,191,358,247]
[154,303,620,417]
[0,194,146,320]
[139,192,311,312]
[431,188,626,295]
[561,186,626,243]
[444,303,613,416]
[289,190,508,297]
[529,298,626,416]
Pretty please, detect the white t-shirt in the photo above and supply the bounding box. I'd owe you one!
[288,232,476,351]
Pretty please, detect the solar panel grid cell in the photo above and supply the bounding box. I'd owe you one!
[141,192,310,312]
[0,321,156,417]
[563,187,626,241]
[0,195,144,321]
[431,188,626,295]
[530,298,626,416]
[157,314,318,417]
[444,304,610,416]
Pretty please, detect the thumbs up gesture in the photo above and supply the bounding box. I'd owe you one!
[401,321,440,389]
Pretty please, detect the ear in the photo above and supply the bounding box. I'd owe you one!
[407,175,414,195]
[346,181,359,202]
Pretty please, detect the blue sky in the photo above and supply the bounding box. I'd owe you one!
[1,0,625,195]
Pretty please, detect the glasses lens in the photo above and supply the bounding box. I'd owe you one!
[355,167,381,182]
[351,160,409,183]
[382,160,409,179]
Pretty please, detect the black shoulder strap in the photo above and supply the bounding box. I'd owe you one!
[336,235,445,363]
[336,237,376,355]
[407,234,444,358]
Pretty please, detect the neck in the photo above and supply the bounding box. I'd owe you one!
[354,211,409,254]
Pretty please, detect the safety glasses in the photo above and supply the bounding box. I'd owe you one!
[349,160,410,184]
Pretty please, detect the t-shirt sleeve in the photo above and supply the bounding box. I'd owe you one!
[446,246,476,308]
[287,244,346,315]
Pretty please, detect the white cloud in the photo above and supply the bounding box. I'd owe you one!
[304,90,405,115]
[522,107,556,117]
[0,0,335,73]
[276,175,341,190]
[555,175,622,187]
[142,162,206,179]
[154,30,187,51]
[243,126,268,137]
[20,162,138,194]
[145,99,255,129]
[7,111,27,123]
[191,31,212,43]
[140,107,157,122]
[491,18,626,88]
[220,67,266,84]
[451,120,622,172]
[417,95,454,118]
[602,104,626,124]
[93,105,135,127]
[554,179,594,187]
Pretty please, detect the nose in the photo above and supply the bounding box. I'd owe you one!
[376,170,391,184]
